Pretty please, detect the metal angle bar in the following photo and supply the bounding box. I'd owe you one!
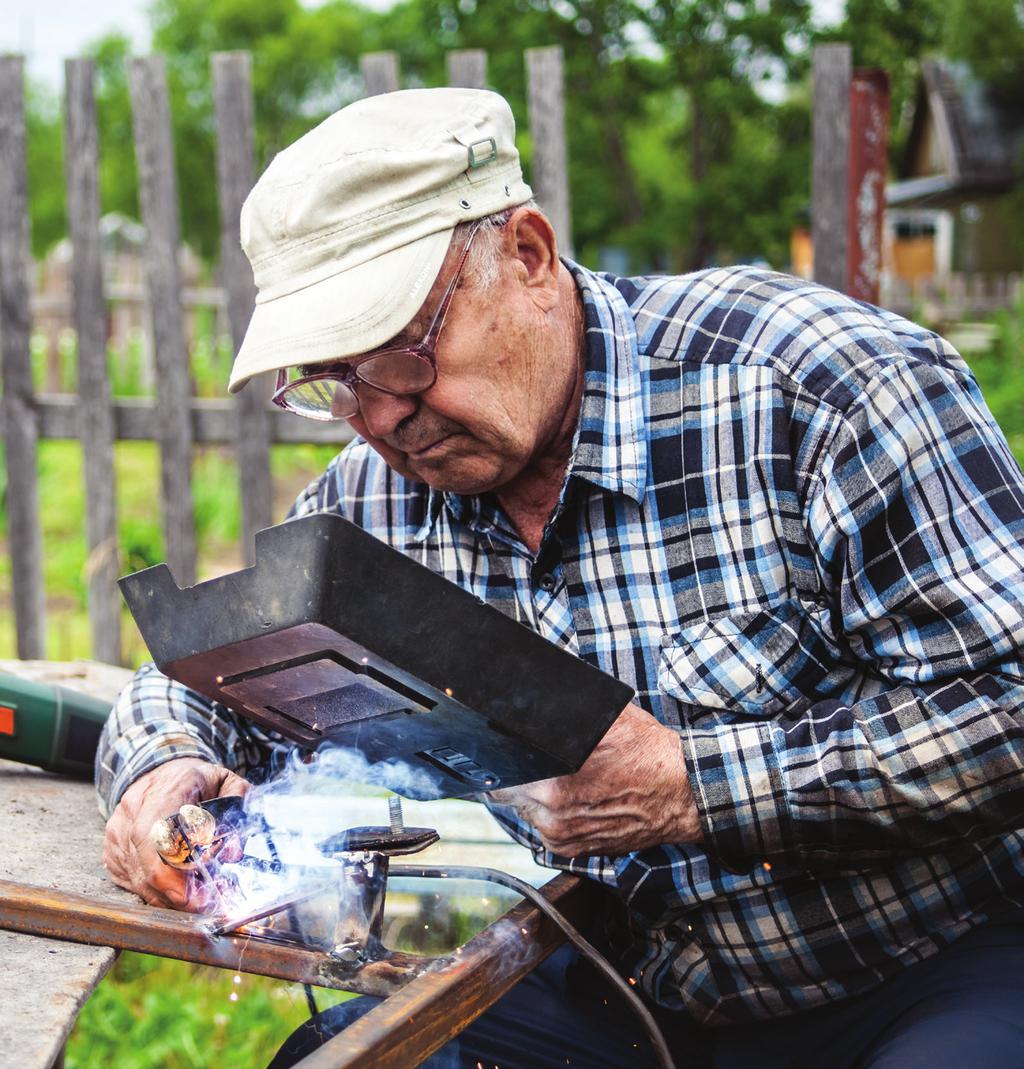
[290,872,585,1069]
[0,877,430,997]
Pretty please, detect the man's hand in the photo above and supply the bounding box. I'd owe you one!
[103,757,249,909]
[489,703,703,857]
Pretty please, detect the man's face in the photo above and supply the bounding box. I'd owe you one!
[345,213,574,496]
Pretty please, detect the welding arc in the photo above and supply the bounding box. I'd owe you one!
[391,864,677,1069]
[206,882,340,937]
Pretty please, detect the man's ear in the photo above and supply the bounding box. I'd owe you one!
[504,208,561,309]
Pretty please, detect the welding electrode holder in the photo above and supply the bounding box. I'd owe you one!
[193,794,674,1069]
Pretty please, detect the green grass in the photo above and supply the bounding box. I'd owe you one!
[66,954,355,1069]
[0,438,340,664]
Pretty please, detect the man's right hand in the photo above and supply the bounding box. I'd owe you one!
[103,757,250,910]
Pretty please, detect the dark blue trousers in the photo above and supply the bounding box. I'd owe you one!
[269,918,1024,1069]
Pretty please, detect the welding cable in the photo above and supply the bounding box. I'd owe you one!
[391,864,677,1069]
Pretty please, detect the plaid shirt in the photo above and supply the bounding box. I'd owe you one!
[97,263,1024,1027]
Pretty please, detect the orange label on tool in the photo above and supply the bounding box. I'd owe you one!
[0,706,14,736]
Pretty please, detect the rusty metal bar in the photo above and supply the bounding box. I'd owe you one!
[291,873,585,1069]
[0,878,430,996]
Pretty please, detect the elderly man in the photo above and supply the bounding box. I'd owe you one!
[98,88,1024,1068]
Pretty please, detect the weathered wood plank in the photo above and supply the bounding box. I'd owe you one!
[65,58,121,666]
[360,52,400,97]
[127,56,197,587]
[812,43,851,293]
[212,52,272,563]
[0,56,46,659]
[524,46,573,259]
[446,50,487,90]
[0,757,130,1069]
[2,396,353,447]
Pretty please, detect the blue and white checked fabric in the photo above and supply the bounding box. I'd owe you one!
[97,262,1024,1027]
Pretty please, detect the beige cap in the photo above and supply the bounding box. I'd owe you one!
[228,87,533,393]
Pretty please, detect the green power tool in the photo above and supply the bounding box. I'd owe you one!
[0,671,113,780]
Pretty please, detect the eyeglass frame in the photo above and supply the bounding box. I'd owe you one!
[271,220,486,421]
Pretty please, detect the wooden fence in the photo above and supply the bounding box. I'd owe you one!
[3,41,1020,668]
[882,273,1024,320]
[0,45,570,666]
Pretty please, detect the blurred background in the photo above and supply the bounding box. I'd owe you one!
[2,1,1023,1064]
[3,0,1023,665]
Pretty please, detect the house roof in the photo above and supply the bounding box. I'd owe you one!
[899,58,1024,196]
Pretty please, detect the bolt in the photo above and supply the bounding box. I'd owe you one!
[388,796,403,834]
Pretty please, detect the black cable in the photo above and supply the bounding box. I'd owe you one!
[391,864,676,1069]
[303,982,319,1017]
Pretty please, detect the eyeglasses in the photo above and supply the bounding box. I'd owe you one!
[272,222,484,421]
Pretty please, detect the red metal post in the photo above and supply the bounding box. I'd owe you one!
[847,69,891,303]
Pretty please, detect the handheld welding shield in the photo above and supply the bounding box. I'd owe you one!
[119,514,635,799]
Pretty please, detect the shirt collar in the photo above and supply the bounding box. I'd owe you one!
[414,259,649,542]
[565,259,649,504]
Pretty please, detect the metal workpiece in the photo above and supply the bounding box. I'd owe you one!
[0,875,434,996]
[0,791,673,1069]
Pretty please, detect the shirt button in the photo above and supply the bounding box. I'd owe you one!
[661,633,674,648]
[538,573,557,592]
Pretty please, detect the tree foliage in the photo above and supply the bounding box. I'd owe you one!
[22,0,1010,274]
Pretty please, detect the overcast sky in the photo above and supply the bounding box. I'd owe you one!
[5,0,847,91]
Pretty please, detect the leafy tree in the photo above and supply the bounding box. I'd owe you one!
[25,80,65,258]
[635,0,812,270]
[91,34,141,228]
[411,0,812,270]
[944,0,1024,106]
[826,0,944,158]
[24,0,823,273]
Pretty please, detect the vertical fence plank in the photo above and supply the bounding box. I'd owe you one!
[65,58,121,665]
[127,56,197,587]
[446,50,487,90]
[0,56,46,658]
[211,52,272,565]
[524,46,573,259]
[360,53,400,97]
[812,43,851,293]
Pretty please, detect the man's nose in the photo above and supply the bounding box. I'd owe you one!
[356,385,419,440]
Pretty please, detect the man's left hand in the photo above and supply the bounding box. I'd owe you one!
[489,702,703,857]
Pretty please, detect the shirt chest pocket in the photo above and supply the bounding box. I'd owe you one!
[657,599,852,718]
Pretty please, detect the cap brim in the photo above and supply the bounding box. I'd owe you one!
[228,228,453,393]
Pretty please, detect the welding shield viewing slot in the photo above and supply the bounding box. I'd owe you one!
[119,513,635,799]
[219,650,437,744]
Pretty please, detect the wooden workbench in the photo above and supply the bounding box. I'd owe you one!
[0,659,133,1069]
